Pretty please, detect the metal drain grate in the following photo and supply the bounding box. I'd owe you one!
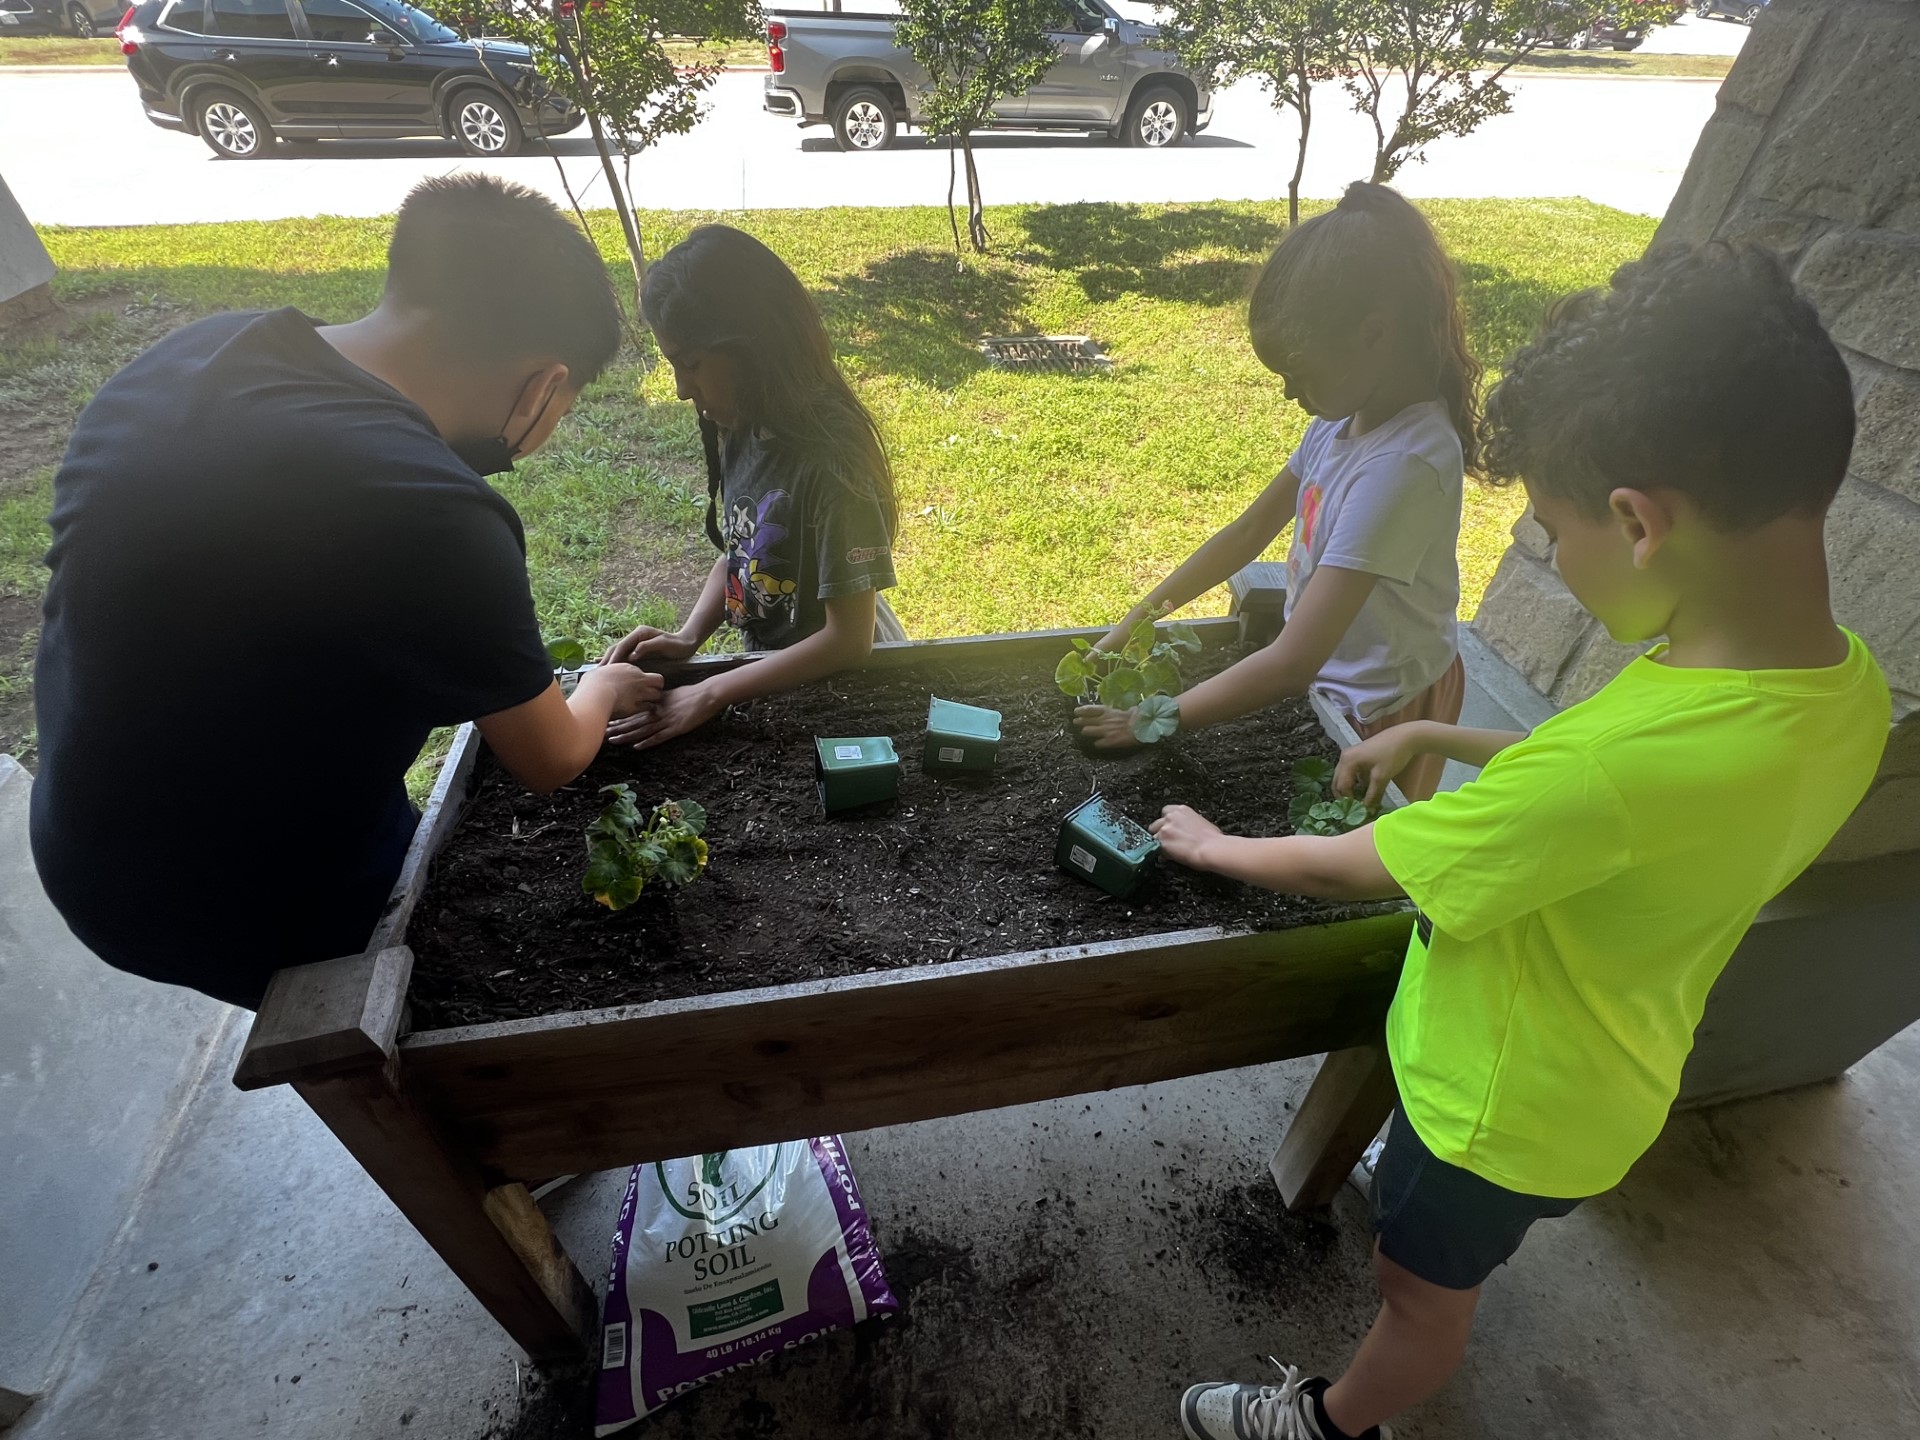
[979,334,1113,373]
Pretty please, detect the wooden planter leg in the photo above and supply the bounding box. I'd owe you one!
[292,1066,596,1360]
[1270,1037,1396,1211]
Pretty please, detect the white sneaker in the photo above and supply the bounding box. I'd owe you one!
[1178,1362,1393,1440]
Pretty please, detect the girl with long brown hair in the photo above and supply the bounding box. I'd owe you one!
[601,224,904,749]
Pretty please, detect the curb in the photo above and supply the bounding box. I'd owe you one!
[0,64,124,73]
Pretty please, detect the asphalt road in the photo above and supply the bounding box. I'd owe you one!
[2,15,1746,227]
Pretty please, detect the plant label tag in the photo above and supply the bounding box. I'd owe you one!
[938,746,964,764]
[834,745,862,761]
[1069,845,1097,873]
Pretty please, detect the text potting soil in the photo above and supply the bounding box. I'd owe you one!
[594,1138,897,1433]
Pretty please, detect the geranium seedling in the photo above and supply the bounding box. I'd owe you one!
[1055,608,1202,748]
[1056,793,1160,898]
[923,696,1002,774]
[1289,756,1373,836]
[582,786,709,911]
[815,736,902,813]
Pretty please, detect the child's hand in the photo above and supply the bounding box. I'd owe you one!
[605,681,725,751]
[1150,805,1223,870]
[1335,728,1422,810]
[602,625,699,667]
[1073,704,1143,751]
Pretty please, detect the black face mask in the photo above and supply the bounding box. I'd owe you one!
[450,383,556,477]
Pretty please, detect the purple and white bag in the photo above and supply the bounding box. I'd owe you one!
[594,1137,898,1433]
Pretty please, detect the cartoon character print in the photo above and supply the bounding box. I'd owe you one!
[724,490,799,629]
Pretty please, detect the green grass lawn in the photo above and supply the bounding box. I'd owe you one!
[1502,49,1735,79]
[0,36,123,65]
[3,198,1654,770]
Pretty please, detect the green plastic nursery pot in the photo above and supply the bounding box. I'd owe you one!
[815,736,902,813]
[923,696,1002,773]
[1056,794,1160,899]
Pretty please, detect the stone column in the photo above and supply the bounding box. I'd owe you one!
[1471,0,1920,866]
[0,177,55,334]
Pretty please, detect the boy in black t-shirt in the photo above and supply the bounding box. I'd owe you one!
[32,176,659,1009]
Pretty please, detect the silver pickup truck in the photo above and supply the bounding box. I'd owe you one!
[762,0,1213,152]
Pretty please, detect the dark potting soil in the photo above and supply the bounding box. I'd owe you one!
[408,647,1375,1029]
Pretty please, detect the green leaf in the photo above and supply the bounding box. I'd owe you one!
[1131,693,1181,744]
[1289,794,1317,828]
[1122,617,1157,665]
[1308,800,1344,822]
[1139,655,1182,699]
[669,798,707,837]
[1098,666,1146,711]
[546,638,587,669]
[1162,621,1203,656]
[594,873,645,911]
[1332,798,1370,830]
[1055,649,1092,697]
[1291,757,1335,788]
[656,833,709,885]
[1071,637,1093,652]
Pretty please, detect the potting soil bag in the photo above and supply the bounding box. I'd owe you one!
[594,1138,897,1433]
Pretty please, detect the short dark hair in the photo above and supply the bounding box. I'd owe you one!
[385,175,621,386]
[1482,243,1855,528]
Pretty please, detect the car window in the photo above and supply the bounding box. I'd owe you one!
[160,0,210,33]
[300,0,401,44]
[1056,0,1107,32]
[360,0,456,43]
[208,0,297,39]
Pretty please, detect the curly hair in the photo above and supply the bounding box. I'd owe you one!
[1482,243,1855,528]
[1249,182,1483,475]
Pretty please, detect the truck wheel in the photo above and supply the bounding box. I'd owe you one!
[1124,86,1187,148]
[195,90,273,160]
[832,87,896,152]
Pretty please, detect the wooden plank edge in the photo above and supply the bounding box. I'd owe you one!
[370,722,484,954]
[399,911,1414,1056]
[235,946,414,1091]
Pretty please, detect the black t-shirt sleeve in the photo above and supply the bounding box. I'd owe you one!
[808,470,896,601]
[369,472,555,724]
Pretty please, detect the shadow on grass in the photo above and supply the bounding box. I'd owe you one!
[818,249,1037,389]
[1017,202,1283,306]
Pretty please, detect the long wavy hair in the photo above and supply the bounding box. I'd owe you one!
[642,225,897,547]
[1247,182,1483,474]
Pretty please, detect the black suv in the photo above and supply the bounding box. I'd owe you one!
[119,0,582,159]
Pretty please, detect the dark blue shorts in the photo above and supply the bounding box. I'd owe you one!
[1369,1108,1588,1290]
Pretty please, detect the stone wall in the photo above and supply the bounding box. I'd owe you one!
[1471,0,1920,862]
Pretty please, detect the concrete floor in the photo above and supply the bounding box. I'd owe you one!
[14,1000,1920,1440]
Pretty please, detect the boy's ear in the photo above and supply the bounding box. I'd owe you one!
[1607,488,1674,571]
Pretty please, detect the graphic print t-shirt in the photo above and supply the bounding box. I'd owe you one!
[718,427,896,651]
[1283,400,1464,723]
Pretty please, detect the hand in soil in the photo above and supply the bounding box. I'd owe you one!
[1334,728,1421,811]
[601,625,700,667]
[1150,804,1224,870]
[1073,703,1144,751]
[605,680,726,750]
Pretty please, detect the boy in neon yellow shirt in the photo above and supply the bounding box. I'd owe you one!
[1152,245,1892,1440]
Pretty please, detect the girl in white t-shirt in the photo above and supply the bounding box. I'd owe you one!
[1075,182,1474,800]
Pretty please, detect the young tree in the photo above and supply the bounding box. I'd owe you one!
[1159,0,1358,227]
[895,0,1066,254]
[464,0,761,317]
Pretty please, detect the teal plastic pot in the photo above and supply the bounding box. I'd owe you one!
[1056,793,1160,898]
[923,696,1002,774]
[815,736,901,813]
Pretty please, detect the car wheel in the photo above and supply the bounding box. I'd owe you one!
[832,86,895,152]
[450,89,522,157]
[1741,2,1760,20]
[1694,0,1713,15]
[195,90,273,160]
[1125,86,1188,148]
[67,3,96,36]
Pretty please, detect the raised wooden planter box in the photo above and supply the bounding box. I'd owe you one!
[233,622,1412,1359]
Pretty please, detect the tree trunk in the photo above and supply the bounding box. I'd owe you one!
[945,140,963,258]
[563,35,647,327]
[1289,86,1312,229]
[962,135,989,252]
